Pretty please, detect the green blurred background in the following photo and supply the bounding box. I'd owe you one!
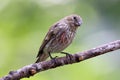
[0,0,120,80]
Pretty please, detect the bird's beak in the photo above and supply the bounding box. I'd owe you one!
[77,20,82,26]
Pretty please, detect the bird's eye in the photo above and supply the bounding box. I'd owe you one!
[73,16,77,20]
[72,16,81,26]
[73,16,78,22]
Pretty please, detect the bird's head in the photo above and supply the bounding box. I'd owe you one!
[65,14,83,27]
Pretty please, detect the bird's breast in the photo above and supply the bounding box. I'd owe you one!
[45,29,75,53]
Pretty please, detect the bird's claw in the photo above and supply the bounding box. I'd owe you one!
[61,52,73,61]
[51,56,58,64]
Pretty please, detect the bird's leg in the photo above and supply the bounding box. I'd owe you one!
[61,52,73,61]
[48,52,53,59]
[48,52,58,59]
[48,52,57,64]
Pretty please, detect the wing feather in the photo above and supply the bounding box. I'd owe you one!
[36,23,60,57]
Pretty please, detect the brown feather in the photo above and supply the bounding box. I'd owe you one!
[35,14,82,63]
[36,23,59,61]
[35,53,49,63]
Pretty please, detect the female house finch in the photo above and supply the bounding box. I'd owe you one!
[36,14,82,63]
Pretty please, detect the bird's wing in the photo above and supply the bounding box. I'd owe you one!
[36,23,61,57]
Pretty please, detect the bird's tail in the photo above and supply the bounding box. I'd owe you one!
[35,53,49,63]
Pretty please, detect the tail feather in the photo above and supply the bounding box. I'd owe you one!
[35,53,49,63]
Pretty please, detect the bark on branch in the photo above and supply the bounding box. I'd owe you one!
[1,40,120,80]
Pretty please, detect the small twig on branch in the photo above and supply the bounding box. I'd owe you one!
[1,40,120,80]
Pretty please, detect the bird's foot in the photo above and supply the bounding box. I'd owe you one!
[51,56,58,64]
[49,53,58,64]
[61,52,73,61]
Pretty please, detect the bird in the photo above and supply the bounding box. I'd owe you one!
[35,14,82,63]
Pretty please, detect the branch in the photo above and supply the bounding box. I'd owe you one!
[1,40,120,80]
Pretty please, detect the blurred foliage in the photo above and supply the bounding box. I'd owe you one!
[0,0,120,80]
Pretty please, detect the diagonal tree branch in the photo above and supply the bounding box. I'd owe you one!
[1,40,120,80]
